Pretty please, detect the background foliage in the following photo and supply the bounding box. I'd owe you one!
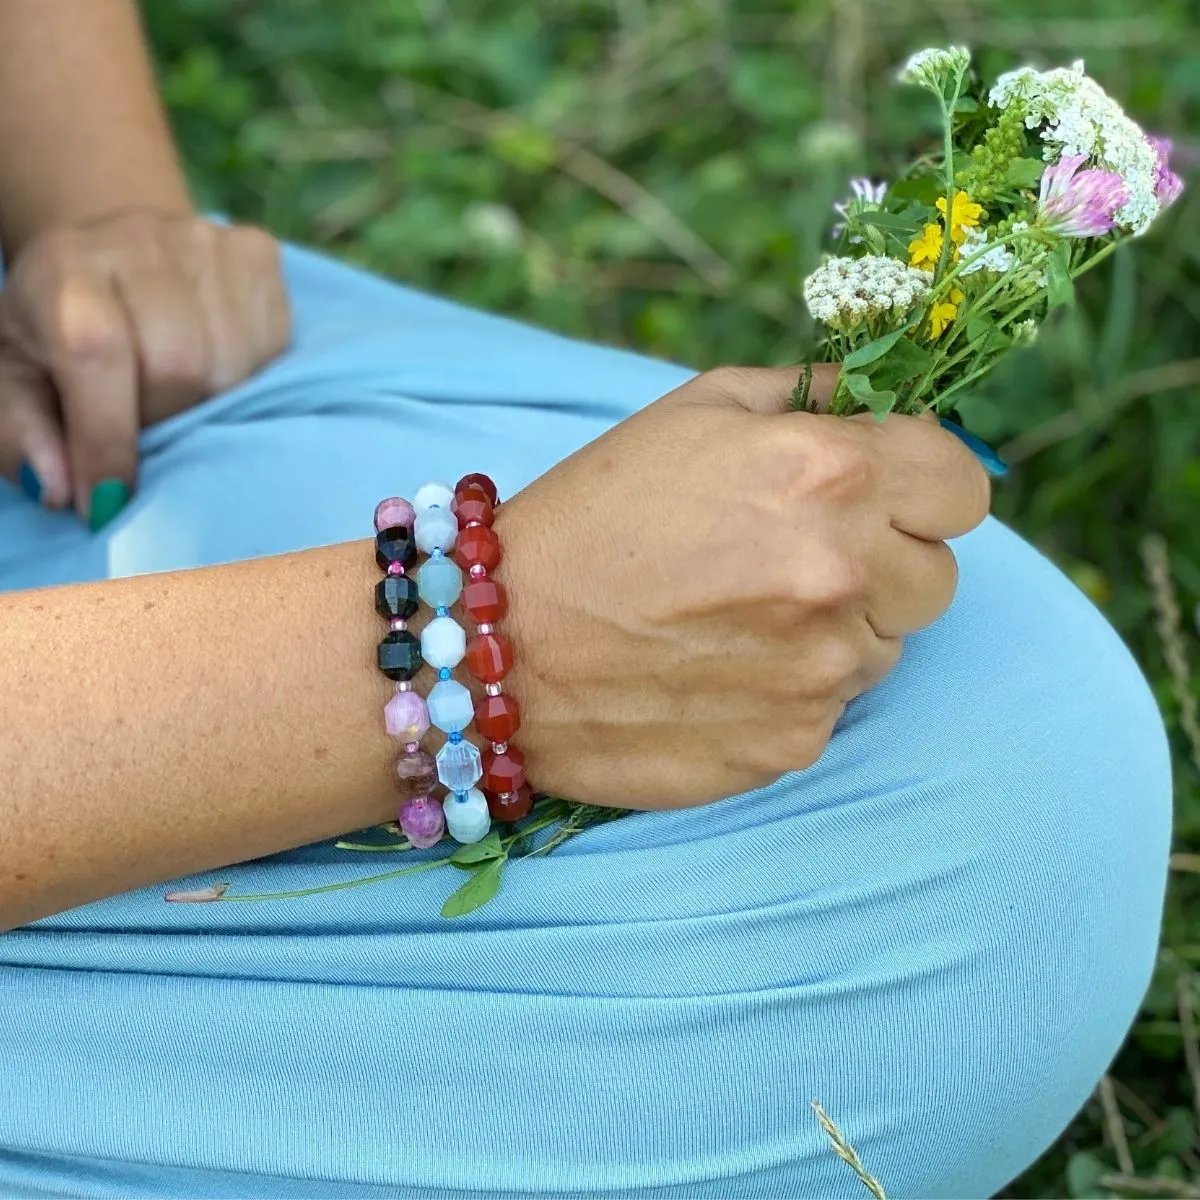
[141,0,1200,1195]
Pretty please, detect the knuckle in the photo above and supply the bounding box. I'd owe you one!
[697,364,754,398]
[226,223,280,264]
[142,331,208,390]
[56,290,126,361]
[799,425,878,499]
[804,637,863,698]
[786,541,865,609]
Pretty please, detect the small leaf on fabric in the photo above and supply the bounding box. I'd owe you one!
[164,883,230,903]
[449,832,505,864]
[441,858,505,918]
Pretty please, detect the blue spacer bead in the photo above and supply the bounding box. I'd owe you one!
[431,547,443,558]
[439,667,452,681]
[453,791,467,802]
[448,731,464,744]
[436,606,449,618]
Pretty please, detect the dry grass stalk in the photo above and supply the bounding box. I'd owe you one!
[1178,975,1200,1127]
[1098,1173,1200,1198]
[1141,533,1200,776]
[811,1100,887,1200]
[1098,1075,1136,1175]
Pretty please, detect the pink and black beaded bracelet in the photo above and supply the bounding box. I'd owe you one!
[373,496,444,848]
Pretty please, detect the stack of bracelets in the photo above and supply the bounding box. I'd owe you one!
[372,473,530,848]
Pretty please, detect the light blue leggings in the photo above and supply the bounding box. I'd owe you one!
[0,243,1173,1198]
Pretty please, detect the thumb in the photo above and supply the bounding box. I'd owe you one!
[695,363,842,415]
[0,358,72,509]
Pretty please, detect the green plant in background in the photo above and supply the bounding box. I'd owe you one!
[141,0,1200,1195]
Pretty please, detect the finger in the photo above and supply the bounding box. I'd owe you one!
[39,272,140,527]
[112,267,210,426]
[687,364,842,416]
[0,359,72,509]
[865,532,960,638]
[202,224,290,392]
[848,411,992,543]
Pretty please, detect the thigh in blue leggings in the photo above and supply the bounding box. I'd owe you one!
[0,244,1172,1198]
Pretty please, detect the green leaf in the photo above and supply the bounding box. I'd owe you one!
[843,371,896,417]
[1064,1151,1107,1199]
[1046,242,1075,309]
[868,339,934,389]
[967,314,994,343]
[441,858,505,918]
[448,831,505,864]
[843,328,907,370]
[887,176,943,206]
[856,210,921,233]
[1005,157,1046,188]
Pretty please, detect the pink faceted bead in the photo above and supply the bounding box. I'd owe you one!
[389,616,407,632]
[469,564,486,579]
[399,796,445,849]
[387,561,405,577]
[384,690,430,741]
[375,497,415,532]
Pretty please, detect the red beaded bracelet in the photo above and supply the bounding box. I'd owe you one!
[452,473,533,823]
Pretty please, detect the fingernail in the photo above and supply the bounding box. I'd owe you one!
[88,478,130,532]
[18,459,43,504]
[938,418,1009,477]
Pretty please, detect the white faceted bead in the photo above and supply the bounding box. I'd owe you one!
[413,481,455,514]
[420,616,466,669]
[443,788,491,844]
[427,679,474,733]
[415,506,457,554]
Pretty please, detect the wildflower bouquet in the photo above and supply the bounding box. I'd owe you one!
[796,46,1183,424]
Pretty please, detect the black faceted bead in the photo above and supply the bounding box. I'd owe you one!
[375,575,419,621]
[375,525,416,571]
[378,630,423,681]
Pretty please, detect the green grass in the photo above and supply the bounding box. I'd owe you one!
[142,0,1200,1194]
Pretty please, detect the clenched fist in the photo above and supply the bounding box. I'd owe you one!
[0,209,290,528]
[496,364,991,809]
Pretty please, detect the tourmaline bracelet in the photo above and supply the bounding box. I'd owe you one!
[453,473,533,823]
[373,496,443,849]
[413,481,491,845]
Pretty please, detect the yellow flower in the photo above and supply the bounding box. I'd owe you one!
[935,190,985,245]
[908,223,943,269]
[928,286,965,338]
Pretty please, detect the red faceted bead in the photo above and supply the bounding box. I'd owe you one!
[466,632,514,683]
[452,483,495,530]
[483,745,526,794]
[455,472,499,506]
[487,783,533,822]
[475,692,521,741]
[454,524,501,573]
[462,578,507,624]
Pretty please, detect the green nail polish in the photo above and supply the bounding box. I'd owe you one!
[88,478,130,532]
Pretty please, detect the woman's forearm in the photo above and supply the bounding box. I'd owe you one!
[0,0,191,258]
[0,541,417,930]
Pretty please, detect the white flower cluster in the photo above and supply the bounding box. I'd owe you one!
[803,255,931,329]
[898,46,971,91]
[959,226,1015,275]
[989,60,1160,233]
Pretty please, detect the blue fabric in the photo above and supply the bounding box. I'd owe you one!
[0,243,1173,1199]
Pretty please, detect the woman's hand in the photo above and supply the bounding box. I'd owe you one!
[498,365,991,810]
[0,209,290,527]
